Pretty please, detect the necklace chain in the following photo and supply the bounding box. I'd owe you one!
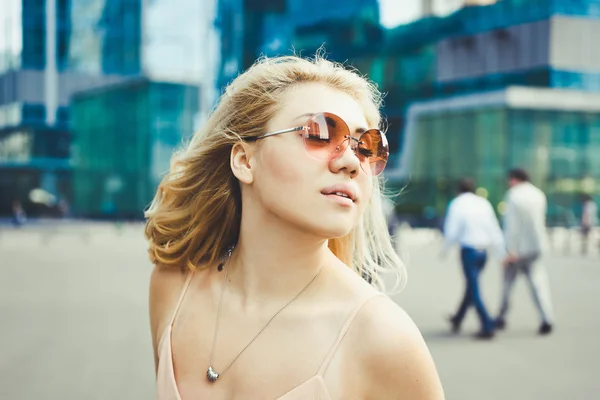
[207,246,321,383]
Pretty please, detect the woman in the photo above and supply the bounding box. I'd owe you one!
[146,54,444,399]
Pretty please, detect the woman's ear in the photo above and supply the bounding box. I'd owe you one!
[231,142,255,184]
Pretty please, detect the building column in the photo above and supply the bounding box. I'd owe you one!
[45,0,58,126]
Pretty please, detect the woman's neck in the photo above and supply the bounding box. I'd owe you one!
[224,219,333,312]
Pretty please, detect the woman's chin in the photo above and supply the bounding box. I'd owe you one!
[311,223,355,240]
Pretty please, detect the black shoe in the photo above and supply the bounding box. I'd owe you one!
[495,318,506,330]
[539,322,553,335]
[474,330,495,340]
[447,315,460,334]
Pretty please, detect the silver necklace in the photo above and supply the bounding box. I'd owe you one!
[206,246,322,383]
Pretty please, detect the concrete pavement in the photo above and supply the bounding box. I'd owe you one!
[0,223,598,400]
[393,228,599,400]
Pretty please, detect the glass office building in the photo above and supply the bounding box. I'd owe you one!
[0,0,213,217]
[67,0,142,75]
[214,0,600,226]
[393,87,600,226]
[71,79,198,218]
[379,0,600,225]
[216,0,380,87]
[0,0,143,216]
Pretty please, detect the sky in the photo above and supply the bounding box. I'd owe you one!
[379,0,465,28]
[378,0,422,27]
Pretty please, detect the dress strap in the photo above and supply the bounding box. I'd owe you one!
[317,292,386,376]
[168,270,195,328]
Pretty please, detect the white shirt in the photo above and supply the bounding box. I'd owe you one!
[504,182,549,257]
[442,192,506,258]
[582,200,598,227]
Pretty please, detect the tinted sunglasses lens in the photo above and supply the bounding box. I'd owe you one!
[302,113,388,176]
[358,130,389,176]
[303,113,349,160]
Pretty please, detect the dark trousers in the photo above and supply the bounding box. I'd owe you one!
[453,246,494,333]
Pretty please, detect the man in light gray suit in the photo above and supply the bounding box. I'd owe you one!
[496,168,555,335]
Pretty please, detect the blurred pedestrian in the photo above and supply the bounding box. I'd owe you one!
[442,178,505,339]
[580,193,598,255]
[496,168,555,335]
[58,197,71,219]
[11,200,27,227]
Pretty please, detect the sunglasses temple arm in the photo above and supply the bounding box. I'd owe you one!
[255,126,306,140]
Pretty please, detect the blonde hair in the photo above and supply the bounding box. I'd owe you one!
[144,54,406,293]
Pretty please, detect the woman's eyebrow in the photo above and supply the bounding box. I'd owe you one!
[294,112,315,120]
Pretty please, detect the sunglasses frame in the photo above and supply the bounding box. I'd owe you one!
[246,112,389,176]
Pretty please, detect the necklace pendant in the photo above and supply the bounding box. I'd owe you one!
[207,366,220,382]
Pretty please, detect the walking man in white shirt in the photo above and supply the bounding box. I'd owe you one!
[443,178,505,339]
[496,168,555,335]
[580,193,598,255]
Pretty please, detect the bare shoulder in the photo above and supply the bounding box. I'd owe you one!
[349,295,445,400]
[149,264,189,350]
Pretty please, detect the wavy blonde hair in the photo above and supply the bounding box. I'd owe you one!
[145,54,406,293]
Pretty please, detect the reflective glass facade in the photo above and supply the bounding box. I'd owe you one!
[402,105,600,226]
[1,0,142,74]
[0,0,24,72]
[21,0,47,69]
[374,2,600,157]
[216,0,380,88]
[379,2,600,224]
[71,79,198,218]
[384,0,600,52]
[67,0,142,74]
[0,124,71,217]
[143,0,217,84]
[0,0,192,217]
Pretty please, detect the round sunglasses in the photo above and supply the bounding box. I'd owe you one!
[246,112,389,176]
